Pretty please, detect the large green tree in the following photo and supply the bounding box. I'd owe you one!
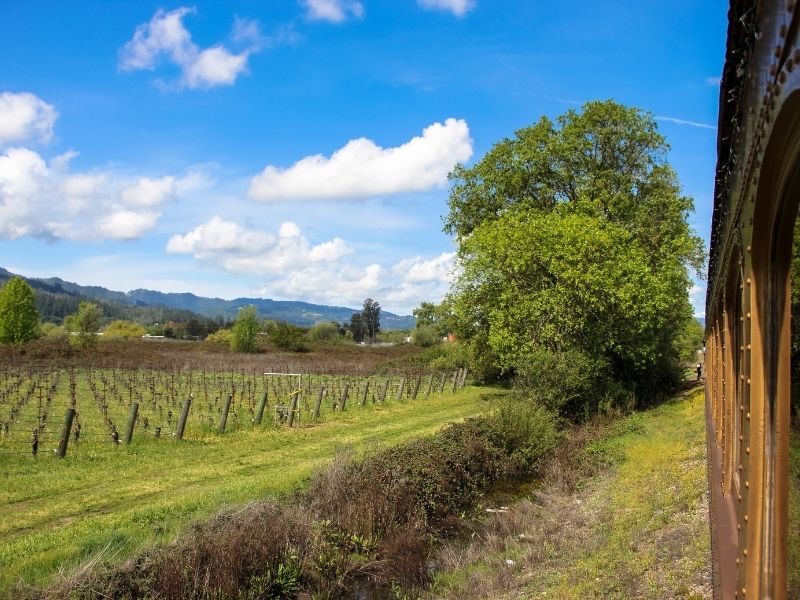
[446,100,704,413]
[64,301,102,348]
[361,298,381,343]
[0,276,40,344]
[231,306,260,353]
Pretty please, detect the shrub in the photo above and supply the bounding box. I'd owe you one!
[231,306,261,353]
[413,324,439,347]
[307,322,341,344]
[205,328,233,345]
[513,347,621,420]
[102,320,146,340]
[269,321,308,352]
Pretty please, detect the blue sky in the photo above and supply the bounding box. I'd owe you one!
[0,0,725,315]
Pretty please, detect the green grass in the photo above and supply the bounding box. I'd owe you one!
[789,426,800,597]
[427,386,710,600]
[0,384,494,592]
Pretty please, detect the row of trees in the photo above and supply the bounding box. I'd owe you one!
[0,276,106,347]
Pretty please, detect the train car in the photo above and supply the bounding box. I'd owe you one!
[706,1,800,597]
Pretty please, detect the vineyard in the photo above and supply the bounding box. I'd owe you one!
[0,365,469,459]
[0,360,485,592]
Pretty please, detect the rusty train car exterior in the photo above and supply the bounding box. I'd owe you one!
[706,1,800,597]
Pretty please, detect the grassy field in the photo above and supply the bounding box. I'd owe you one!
[0,384,494,592]
[429,385,710,600]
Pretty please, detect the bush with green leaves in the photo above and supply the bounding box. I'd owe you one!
[269,321,308,352]
[205,328,233,345]
[64,301,101,348]
[102,320,146,340]
[413,324,439,347]
[231,305,261,353]
[0,276,40,344]
[307,321,341,344]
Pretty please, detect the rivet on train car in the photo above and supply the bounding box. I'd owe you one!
[739,463,743,470]
[775,44,783,58]
[780,24,788,37]
[788,58,796,71]
[746,446,750,454]
[747,378,751,385]
[747,246,752,253]
[745,514,749,522]
[746,312,751,319]
[737,523,741,531]
[743,549,748,556]
[747,344,751,351]
[745,480,749,488]
[738,494,742,502]
[780,71,787,83]
[747,412,750,420]
[742,588,746,596]
[739,434,744,441]
[770,65,777,76]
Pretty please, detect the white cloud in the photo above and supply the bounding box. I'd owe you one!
[0,146,203,241]
[301,0,364,23]
[167,217,455,311]
[418,0,475,17]
[249,118,473,201]
[0,92,58,145]
[119,8,259,89]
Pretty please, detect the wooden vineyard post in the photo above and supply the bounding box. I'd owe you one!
[313,387,324,421]
[379,378,390,403]
[286,391,299,427]
[439,373,447,394]
[219,394,232,434]
[254,391,267,427]
[451,370,459,393]
[397,377,406,401]
[411,375,422,400]
[426,374,435,399]
[359,381,369,407]
[459,369,469,389]
[124,402,139,444]
[340,384,350,411]
[175,396,192,440]
[57,407,76,458]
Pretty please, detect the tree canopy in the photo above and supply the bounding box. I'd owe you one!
[445,100,704,415]
[0,276,40,344]
[231,306,260,353]
[64,301,102,348]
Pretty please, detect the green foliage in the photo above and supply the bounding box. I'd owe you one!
[513,347,622,420]
[375,329,409,344]
[0,277,40,344]
[413,324,439,347]
[231,305,260,353]
[350,312,365,343]
[307,321,341,344]
[362,298,381,342]
[205,328,233,344]
[64,301,101,348]
[487,399,560,472]
[446,100,704,412]
[102,320,146,340]
[675,318,705,364]
[38,322,64,338]
[412,301,452,337]
[269,321,308,352]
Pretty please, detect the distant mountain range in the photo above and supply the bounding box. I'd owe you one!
[0,267,416,330]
